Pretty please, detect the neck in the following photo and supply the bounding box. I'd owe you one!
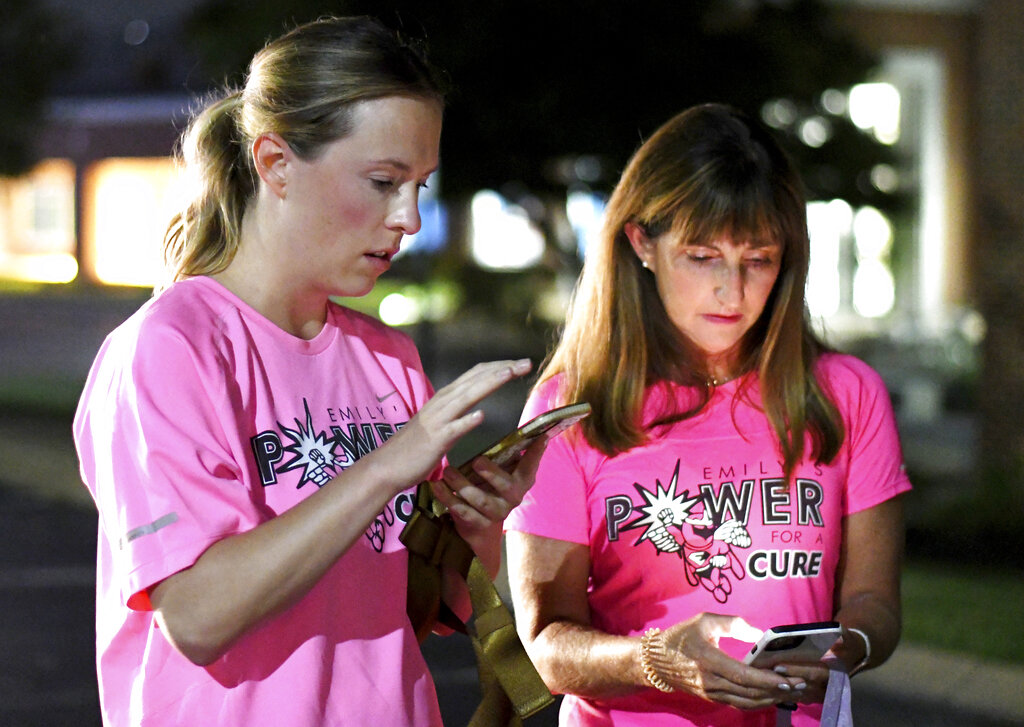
[212,213,328,340]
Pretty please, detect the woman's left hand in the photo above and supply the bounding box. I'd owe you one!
[764,661,831,704]
[429,435,548,568]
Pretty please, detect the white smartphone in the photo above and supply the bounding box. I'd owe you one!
[458,402,591,483]
[743,621,842,668]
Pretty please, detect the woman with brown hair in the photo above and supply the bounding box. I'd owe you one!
[505,103,909,726]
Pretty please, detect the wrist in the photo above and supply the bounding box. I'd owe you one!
[640,628,676,692]
[846,627,871,675]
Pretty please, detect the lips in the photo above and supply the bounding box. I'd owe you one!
[365,245,400,265]
[703,313,743,324]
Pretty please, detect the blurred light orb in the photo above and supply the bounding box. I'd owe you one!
[378,293,420,326]
[820,89,847,116]
[849,83,901,144]
[573,155,602,183]
[853,206,893,259]
[761,99,798,129]
[469,190,545,270]
[870,164,900,193]
[124,20,150,46]
[959,309,987,344]
[798,116,832,148]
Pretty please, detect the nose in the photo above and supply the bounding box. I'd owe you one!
[715,264,745,306]
[386,190,423,235]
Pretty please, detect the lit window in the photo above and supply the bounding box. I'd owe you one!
[83,157,186,287]
[0,160,77,283]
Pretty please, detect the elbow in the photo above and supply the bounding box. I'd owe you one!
[154,607,232,666]
[177,640,226,668]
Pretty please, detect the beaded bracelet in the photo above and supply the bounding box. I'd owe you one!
[640,627,675,693]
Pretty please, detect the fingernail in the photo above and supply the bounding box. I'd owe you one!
[513,358,531,372]
[795,682,807,691]
[778,683,791,692]
[773,666,788,675]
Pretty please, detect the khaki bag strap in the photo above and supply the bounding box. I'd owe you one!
[401,482,554,725]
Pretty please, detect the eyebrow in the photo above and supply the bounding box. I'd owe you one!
[369,158,439,177]
[682,240,782,250]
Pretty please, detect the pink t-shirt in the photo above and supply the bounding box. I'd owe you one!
[74,277,442,727]
[505,354,912,727]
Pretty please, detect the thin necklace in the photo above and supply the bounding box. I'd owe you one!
[708,374,738,387]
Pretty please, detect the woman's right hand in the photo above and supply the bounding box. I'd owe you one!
[377,358,533,491]
[655,613,808,709]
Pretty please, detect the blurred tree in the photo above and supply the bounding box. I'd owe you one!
[182,0,903,321]
[185,0,893,197]
[0,0,75,175]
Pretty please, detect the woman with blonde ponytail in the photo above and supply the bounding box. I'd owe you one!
[505,104,910,726]
[74,16,546,727]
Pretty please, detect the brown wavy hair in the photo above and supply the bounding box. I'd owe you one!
[161,16,447,287]
[539,103,843,477]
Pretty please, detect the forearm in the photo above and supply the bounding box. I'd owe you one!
[529,620,645,699]
[832,496,905,674]
[151,451,403,664]
[834,590,902,673]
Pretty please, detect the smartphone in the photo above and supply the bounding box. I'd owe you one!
[457,402,591,482]
[743,621,842,668]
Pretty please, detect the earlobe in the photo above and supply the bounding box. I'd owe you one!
[624,221,654,271]
[251,133,291,199]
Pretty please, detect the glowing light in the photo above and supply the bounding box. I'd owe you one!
[378,293,419,326]
[853,260,895,318]
[798,116,832,148]
[851,206,895,318]
[820,89,847,116]
[86,157,186,287]
[566,188,605,259]
[0,253,78,283]
[469,190,545,270]
[806,199,851,318]
[870,164,899,193]
[0,159,77,284]
[852,206,893,259]
[760,99,798,129]
[849,83,901,144]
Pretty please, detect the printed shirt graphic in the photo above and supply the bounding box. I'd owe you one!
[73,277,441,727]
[505,355,912,727]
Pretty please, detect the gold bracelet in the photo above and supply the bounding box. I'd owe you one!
[640,627,675,693]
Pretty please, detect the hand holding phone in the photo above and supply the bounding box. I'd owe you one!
[743,621,842,669]
[457,402,591,484]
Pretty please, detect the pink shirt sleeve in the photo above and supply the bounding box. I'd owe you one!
[824,355,913,515]
[88,322,263,609]
[505,378,591,545]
